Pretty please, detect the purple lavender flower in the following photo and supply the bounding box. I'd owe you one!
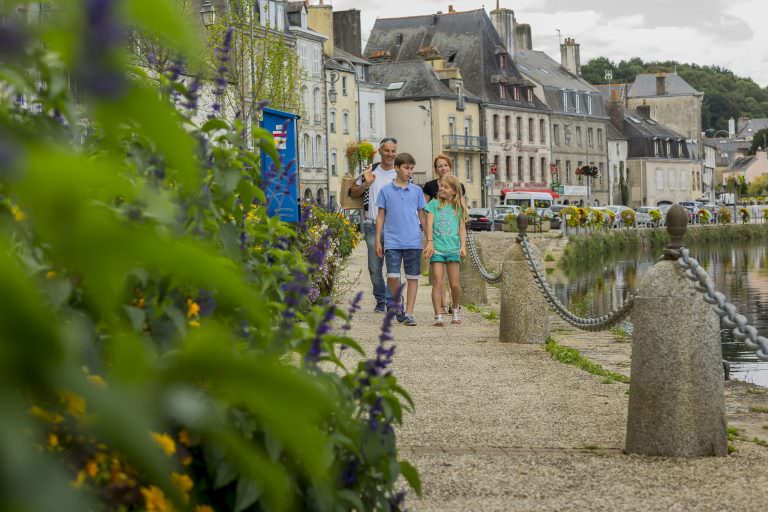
[342,291,364,331]
[77,0,127,99]
[209,26,234,119]
[182,77,201,111]
[341,458,359,488]
[305,303,336,366]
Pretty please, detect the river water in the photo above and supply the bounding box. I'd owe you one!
[548,242,768,387]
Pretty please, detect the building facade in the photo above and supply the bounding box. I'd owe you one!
[514,41,610,206]
[366,7,551,208]
[288,1,328,205]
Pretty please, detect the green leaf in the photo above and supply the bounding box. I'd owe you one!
[45,278,72,310]
[123,305,147,332]
[202,119,230,133]
[400,460,422,496]
[214,460,238,489]
[235,477,262,512]
[338,489,365,511]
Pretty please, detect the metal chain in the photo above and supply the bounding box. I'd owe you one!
[671,247,768,361]
[518,233,635,331]
[466,230,503,284]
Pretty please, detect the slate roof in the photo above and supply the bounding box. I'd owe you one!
[368,60,482,102]
[512,50,607,117]
[594,83,628,102]
[364,10,548,111]
[736,118,768,139]
[732,156,755,171]
[628,73,702,98]
[622,109,692,159]
[606,122,626,141]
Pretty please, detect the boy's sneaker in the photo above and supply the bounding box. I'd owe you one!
[451,306,462,324]
[404,313,417,326]
[388,305,406,323]
[434,314,444,327]
[374,302,386,313]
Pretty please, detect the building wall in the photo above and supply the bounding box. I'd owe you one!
[703,144,716,201]
[326,67,358,210]
[627,95,703,148]
[296,35,327,206]
[550,114,609,205]
[485,106,551,206]
[745,151,768,183]
[627,159,701,207]
[307,4,334,57]
[607,138,628,205]
[358,85,386,146]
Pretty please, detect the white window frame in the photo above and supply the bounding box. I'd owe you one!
[668,169,677,191]
[656,169,664,191]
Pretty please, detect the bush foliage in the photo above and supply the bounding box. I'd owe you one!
[0,2,416,511]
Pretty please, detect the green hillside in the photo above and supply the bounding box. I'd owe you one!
[581,57,768,133]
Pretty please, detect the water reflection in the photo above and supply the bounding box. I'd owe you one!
[550,242,768,387]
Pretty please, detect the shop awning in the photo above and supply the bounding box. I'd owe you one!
[500,188,559,199]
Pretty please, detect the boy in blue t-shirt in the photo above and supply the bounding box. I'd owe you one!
[375,153,427,326]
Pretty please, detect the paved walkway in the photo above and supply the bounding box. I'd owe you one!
[339,241,768,511]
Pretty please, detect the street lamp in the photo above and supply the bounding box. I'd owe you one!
[200,0,215,27]
[323,56,363,175]
[417,103,434,166]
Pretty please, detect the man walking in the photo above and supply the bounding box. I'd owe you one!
[350,137,398,312]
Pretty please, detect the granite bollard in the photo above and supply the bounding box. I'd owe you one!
[460,239,487,306]
[499,214,550,344]
[625,204,727,457]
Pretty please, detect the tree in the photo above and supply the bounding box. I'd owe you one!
[749,128,768,154]
[208,1,301,138]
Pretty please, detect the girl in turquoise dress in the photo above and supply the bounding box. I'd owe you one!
[423,175,468,326]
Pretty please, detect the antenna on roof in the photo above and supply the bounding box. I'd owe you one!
[556,28,562,46]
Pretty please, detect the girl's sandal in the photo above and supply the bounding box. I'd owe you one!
[434,314,445,327]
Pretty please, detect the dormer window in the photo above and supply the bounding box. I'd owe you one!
[562,89,568,111]
[653,138,660,156]
[574,93,581,113]
[586,94,592,114]
[456,80,465,111]
[499,84,507,99]
[526,88,533,103]
[513,86,520,101]
[499,54,506,67]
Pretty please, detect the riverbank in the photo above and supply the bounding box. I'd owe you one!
[339,241,768,510]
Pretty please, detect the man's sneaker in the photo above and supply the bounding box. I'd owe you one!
[404,313,417,326]
[451,306,462,324]
[434,314,444,327]
[374,302,386,313]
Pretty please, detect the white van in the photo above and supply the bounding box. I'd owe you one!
[503,191,554,210]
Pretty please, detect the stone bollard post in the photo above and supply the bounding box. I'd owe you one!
[460,236,487,305]
[625,204,727,457]
[499,214,550,344]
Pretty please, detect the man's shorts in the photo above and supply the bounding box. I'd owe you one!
[385,248,422,280]
[430,253,461,263]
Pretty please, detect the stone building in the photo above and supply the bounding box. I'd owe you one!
[612,105,702,207]
[288,2,329,206]
[514,39,611,206]
[365,7,551,208]
[722,150,768,185]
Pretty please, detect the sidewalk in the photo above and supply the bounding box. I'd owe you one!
[339,242,768,511]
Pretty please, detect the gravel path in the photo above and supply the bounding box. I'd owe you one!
[339,239,768,511]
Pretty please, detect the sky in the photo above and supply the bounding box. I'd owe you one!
[330,0,768,87]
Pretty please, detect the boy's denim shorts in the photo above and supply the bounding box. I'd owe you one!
[385,248,422,280]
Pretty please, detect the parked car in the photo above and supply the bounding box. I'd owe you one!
[536,208,562,229]
[492,205,520,229]
[467,208,493,231]
[635,206,661,227]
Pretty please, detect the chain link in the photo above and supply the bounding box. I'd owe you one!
[518,233,635,331]
[670,247,768,361]
[466,231,503,284]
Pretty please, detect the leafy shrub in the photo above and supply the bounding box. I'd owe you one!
[719,207,732,223]
[620,209,636,227]
[649,209,662,225]
[0,3,416,511]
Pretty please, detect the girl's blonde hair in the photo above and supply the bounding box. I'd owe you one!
[438,174,468,222]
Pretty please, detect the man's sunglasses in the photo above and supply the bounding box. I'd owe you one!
[379,137,397,145]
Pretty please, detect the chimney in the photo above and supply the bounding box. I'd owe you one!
[333,9,362,57]
[515,23,532,51]
[490,5,517,54]
[655,74,666,96]
[636,105,651,120]
[307,2,334,57]
[606,99,624,132]
[728,117,735,138]
[448,5,455,13]
[737,116,750,134]
[559,37,580,76]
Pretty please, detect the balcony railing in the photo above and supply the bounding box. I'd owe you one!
[442,134,487,152]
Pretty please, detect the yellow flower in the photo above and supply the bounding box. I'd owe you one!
[29,405,64,424]
[178,430,192,447]
[195,506,215,512]
[186,299,200,319]
[87,374,107,388]
[188,320,201,328]
[85,460,99,477]
[151,432,176,456]
[141,486,176,512]
[72,470,86,488]
[60,391,86,417]
[11,205,25,221]
[182,456,192,466]
[45,271,56,279]
[172,471,194,498]
[48,433,59,448]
